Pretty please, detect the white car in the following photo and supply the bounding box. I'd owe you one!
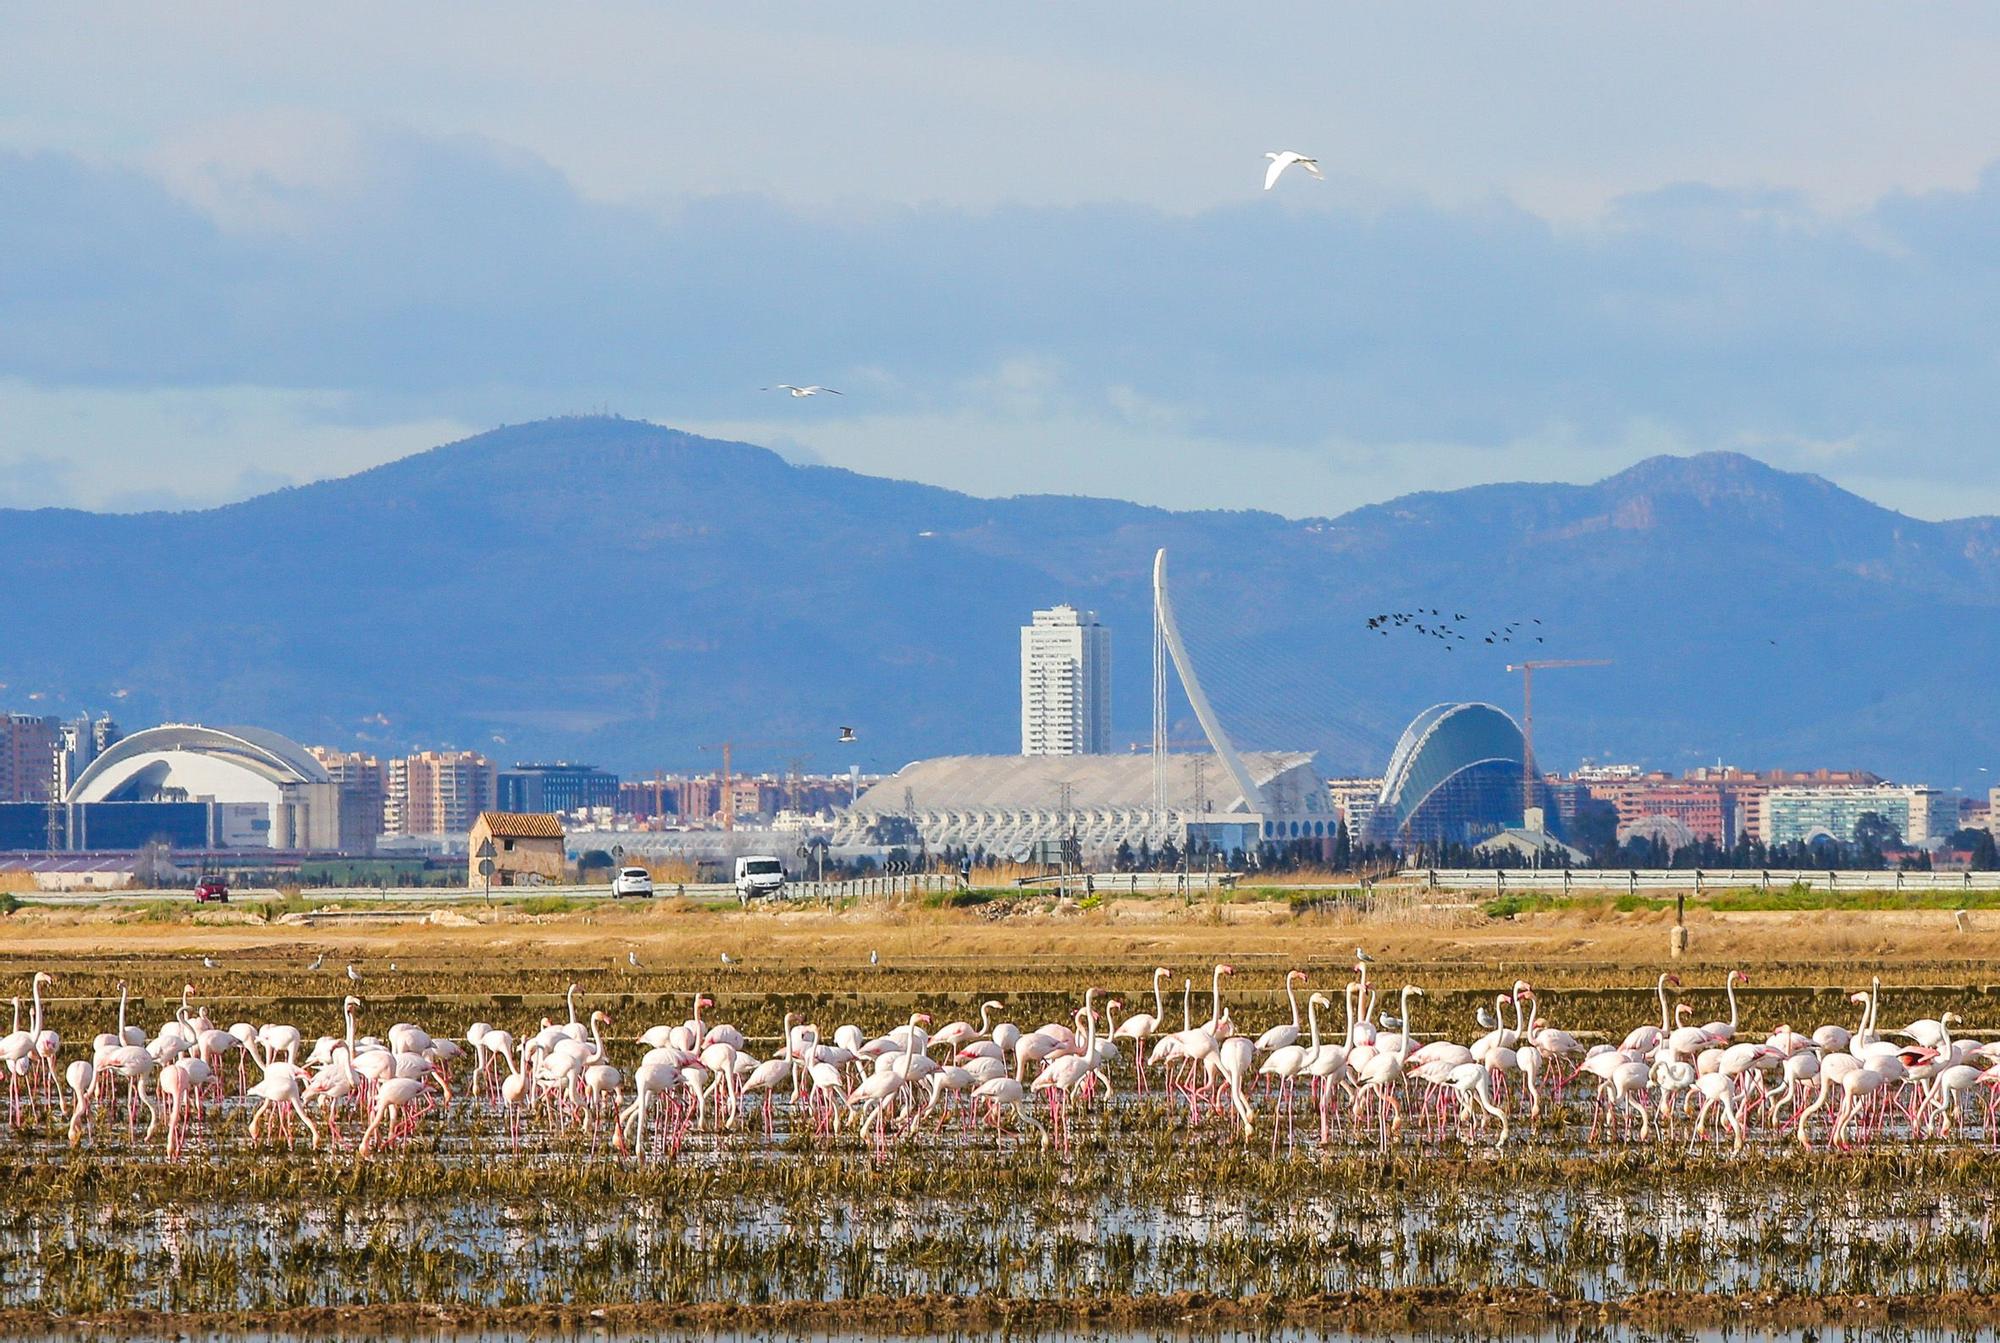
[611,866,654,898]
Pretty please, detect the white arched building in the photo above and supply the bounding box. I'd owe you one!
[832,752,1333,862]
[65,723,342,849]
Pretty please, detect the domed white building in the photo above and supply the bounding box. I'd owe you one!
[65,723,342,849]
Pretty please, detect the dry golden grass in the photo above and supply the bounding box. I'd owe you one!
[0,893,1992,989]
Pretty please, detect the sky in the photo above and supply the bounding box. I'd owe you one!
[7,4,2000,518]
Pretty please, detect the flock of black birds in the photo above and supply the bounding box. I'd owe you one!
[1364,610,1544,652]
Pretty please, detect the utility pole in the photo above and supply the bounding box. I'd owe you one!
[1503,659,1611,823]
[718,742,733,832]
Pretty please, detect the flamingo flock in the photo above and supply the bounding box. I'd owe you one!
[10,960,2000,1160]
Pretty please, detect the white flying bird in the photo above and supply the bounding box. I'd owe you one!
[1263,151,1323,191]
[764,384,843,397]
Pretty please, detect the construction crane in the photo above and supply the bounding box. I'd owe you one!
[1503,659,1612,820]
[698,740,802,832]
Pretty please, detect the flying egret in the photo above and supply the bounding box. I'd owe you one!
[764,384,843,398]
[1263,151,1323,190]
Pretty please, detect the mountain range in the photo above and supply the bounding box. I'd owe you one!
[3,416,1995,789]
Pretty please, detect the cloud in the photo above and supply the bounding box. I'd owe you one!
[0,377,472,512]
[5,127,2000,516]
[12,7,2000,221]
[0,452,79,509]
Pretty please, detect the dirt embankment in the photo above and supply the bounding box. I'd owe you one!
[0,895,1989,982]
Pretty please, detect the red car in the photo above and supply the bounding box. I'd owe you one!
[194,876,230,903]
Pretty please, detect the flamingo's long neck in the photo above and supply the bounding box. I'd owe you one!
[1511,991,1528,1040]
[1656,975,1671,1032]
[1152,971,1166,1021]
[1208,967,1224,1027]
[1181,981,1192,1032]
[1284,976,1300,1030]
[1305,998,1321,1054]
[117,985,127,1038]
[1725,974,1739,1031]
[1343,983,1357,1047]
[30,979,44,1037]
[978,1002,994,1035]
[1397,987,1417,1060]
[1080,991,1097,1059]
[344,1005,356,1053]
[589,1016,605,1060]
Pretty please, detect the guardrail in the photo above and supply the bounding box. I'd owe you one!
[1413,867,2000,895]
[25,875,961,905]
[1013,871,1239,892]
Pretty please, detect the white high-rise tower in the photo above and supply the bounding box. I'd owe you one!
[1020,605,1110,756]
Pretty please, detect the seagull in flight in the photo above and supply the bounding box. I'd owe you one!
[838,726,857,744]
[1263,151,1323,190]
[764,384,843,398]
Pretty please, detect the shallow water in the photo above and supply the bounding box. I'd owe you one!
[11,1326,2000,1343]
[4,1171,1998,1312]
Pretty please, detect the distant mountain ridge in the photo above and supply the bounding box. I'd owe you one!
[2,417,1994,787]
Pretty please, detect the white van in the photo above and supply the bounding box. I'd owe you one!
[735,855,786,901]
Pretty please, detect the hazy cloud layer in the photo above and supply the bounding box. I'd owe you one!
[4,7,2000,514]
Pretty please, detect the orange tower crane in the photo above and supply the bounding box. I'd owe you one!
[1502,659,1611,820]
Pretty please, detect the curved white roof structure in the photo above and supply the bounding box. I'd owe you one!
[66,723,328,805]
[1371,702,1527,841]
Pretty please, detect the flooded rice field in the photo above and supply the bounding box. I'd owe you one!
[9,957,2000,1332]
[7,1131,2000,1316]
[9,1323,2000,1343]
